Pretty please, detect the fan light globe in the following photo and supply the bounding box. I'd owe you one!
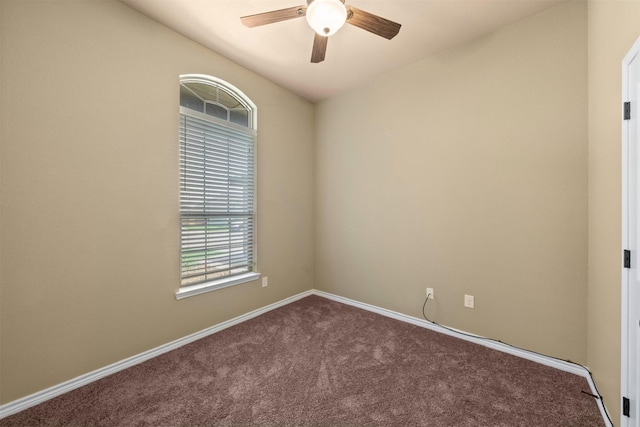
[306,0,347,37]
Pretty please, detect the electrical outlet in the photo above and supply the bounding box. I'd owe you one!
[426,288,434,300]
[464,294,474,308]
[262,276,268,288]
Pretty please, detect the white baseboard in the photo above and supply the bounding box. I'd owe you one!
[0,288,611,426]
[0,290,313,419]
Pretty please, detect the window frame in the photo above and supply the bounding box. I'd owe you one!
[175,74,259,300]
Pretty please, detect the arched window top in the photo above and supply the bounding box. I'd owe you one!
[179,74,256,130]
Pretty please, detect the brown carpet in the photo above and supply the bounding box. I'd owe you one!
[0,295,605,426]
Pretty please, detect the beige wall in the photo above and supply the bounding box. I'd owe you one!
[0,0,315,403]
[315,0,588,364]
[588,0,640,423]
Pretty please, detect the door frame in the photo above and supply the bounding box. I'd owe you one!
[622,34,640,427]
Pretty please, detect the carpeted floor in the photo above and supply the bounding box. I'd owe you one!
[0,295,605,426]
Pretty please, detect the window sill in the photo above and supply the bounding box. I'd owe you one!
[175,272,261,300]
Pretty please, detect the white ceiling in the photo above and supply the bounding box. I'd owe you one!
[120,0,569,103]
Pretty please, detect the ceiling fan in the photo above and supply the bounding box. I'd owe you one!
[240,0,401,63]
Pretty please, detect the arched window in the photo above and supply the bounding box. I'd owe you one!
[177,75,258,298]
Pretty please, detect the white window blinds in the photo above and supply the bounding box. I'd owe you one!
[179,111,256,287]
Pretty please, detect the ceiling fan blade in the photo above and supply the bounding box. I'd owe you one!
[311,33,328,63]
[346,6,401,40]
[241,6,306,28]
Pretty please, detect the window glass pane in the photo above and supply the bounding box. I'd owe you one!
[218,89,242,109]
[205,103,228,120]
[180,85,204,112]
[184,82,218,103]
[230,109,249,127]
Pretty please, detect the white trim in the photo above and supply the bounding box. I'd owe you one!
[175,272,261,300]
[0,289,611,426]
[622,35,640,427]
[0,290,313,419]
[314,291,583,373]
[622,46,631,427]
[179,108,257,136]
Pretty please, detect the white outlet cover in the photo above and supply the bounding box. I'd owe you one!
[464,294,474,308]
